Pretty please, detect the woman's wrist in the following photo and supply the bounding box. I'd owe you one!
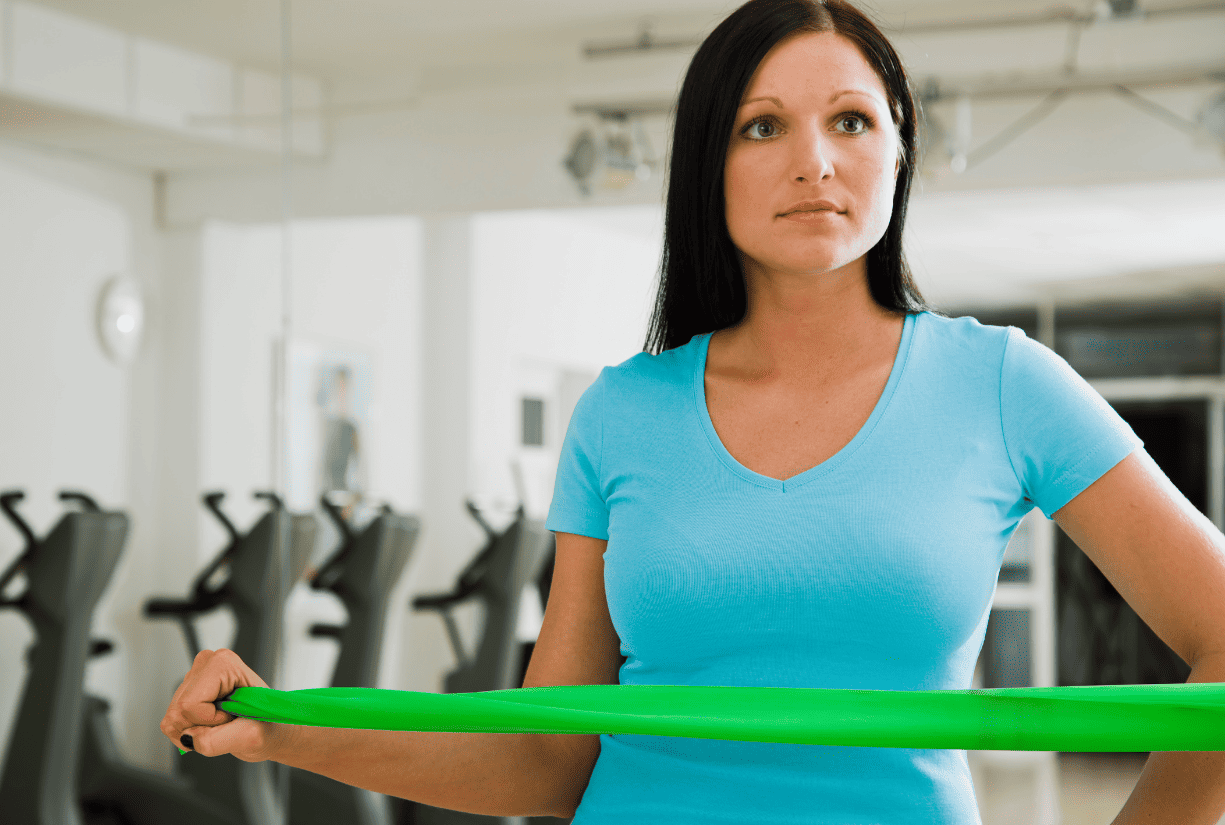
[257,720,308,765]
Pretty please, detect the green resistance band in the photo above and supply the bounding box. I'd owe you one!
[178,682,1225,754]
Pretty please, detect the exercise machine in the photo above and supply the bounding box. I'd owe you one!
[287,496,420,825]
[413,501,554,695]
[71,492,248,825]
[0,490,248,825]
[0,490,130,825]
[142,491,316,825]
[81,491,314,824]
[408,471,560,825]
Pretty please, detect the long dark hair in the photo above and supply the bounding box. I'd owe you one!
[642,0,945,356]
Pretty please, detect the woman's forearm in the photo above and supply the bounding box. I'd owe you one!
[1109,653,1225,825]
[269,723,592,819]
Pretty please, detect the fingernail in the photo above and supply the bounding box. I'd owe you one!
[180,734,194,750]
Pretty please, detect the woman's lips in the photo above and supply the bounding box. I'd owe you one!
[780,209,840,223]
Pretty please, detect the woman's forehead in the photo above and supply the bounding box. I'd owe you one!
[743,32,886,102]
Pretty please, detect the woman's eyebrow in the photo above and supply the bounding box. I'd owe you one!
[739,89,879,109]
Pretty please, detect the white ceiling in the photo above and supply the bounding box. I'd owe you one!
[23,0,744,79]
[25,0,1203,81]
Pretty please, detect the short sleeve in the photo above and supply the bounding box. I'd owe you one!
[1001,326,1144,519]
[545,368,609,540]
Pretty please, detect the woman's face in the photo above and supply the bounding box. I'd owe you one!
[723,31,900,284]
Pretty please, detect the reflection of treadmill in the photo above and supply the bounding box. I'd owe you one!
[412,498,554,695]
[288,497,420,825]
[143,491,316,825]
[0,491,130,825]
[409,476,559,825]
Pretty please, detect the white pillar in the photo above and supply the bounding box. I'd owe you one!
[398,213,483,694]
[140,226,206,770]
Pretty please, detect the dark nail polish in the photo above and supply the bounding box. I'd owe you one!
[180,734,193,750]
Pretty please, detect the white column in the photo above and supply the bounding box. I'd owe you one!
[142,226,207,770]
[398,213,483,695]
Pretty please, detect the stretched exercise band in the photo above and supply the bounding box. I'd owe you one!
[180,682,1225,754]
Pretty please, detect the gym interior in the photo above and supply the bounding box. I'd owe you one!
[2,0,1225,823]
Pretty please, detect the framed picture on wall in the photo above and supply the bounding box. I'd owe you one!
[284,337,374,518]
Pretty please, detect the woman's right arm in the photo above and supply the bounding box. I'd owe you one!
[160,531,623,820]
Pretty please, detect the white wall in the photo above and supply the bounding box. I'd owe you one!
[470,206,664,517]
[0,139,164,769]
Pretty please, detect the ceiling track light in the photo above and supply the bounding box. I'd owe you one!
[1200,89,1225,144]
[583,20,701,60]
[918,78,1225,177]
[562,114,659,197]
[580,2,1225,60]
[1106,0,1141,18]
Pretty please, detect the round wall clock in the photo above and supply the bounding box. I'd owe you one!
[96,275,145,364]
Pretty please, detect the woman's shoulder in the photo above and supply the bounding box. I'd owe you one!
[607,333,705,380]
[918,310,1016,354]
[586,338,704,420]
[919,309,1010,334]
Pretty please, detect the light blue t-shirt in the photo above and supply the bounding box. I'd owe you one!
[544,310,1144,824]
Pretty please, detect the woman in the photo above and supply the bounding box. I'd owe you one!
[162,0,1225,822]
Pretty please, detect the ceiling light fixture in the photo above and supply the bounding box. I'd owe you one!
[562,114,659,197]
[1200,89,1225,145]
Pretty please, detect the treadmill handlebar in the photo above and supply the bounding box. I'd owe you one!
[0,491,34,606]
[411,499,527,613]
[142,491,280,657]
[58,491,101,512]
[184,490,280,603]
[312,495,355,591]
[144,593,226,618]
[319,496,354,542]
[464,499,499,541]
[308,622,344,639]
[203,492,241,546]
[0,489,108,609]
[412,587,477,611]
[312,497,407,592]
[0,491,36,554]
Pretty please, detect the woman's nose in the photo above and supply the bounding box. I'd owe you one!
[790,129,835,181]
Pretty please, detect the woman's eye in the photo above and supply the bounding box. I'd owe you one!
[745,118,776,139]
[838,114,872,133]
